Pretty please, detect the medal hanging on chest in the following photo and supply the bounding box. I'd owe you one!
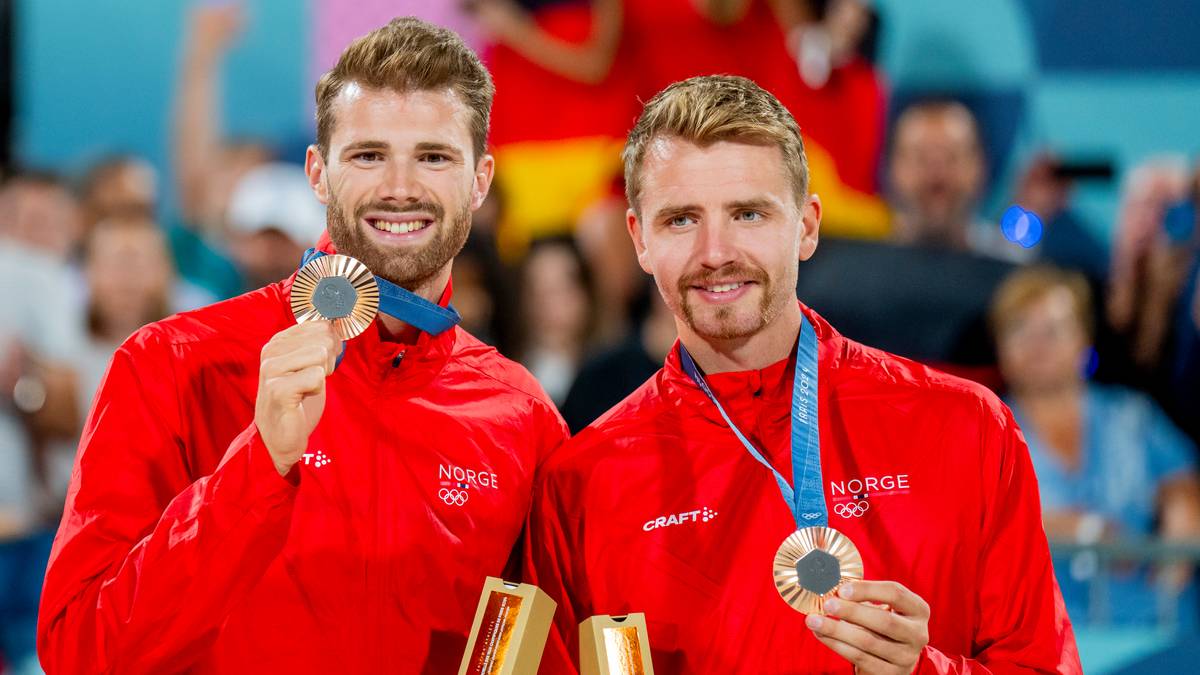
[680,316,863,615]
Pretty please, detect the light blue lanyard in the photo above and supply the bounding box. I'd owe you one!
[300,248,461,336]
[678,317,826,529]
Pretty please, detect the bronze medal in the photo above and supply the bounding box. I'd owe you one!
[773,526,864,614]
[290,253,379,340]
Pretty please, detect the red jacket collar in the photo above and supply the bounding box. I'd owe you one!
[661,301,844,411]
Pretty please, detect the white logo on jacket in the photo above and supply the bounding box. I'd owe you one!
[436,463,500,508]
[643,507,719,531]
[301,451,332,468]
[828,473,910,519]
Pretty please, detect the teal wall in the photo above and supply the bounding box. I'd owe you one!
[14,0,310,198]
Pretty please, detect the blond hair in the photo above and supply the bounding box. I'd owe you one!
[315,17,494,161]
[989,266,1094,341]
[623,75,809,212]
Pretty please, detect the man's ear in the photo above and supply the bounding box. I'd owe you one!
[798,193,822,262]
[470,153,496,211]
[627,208,654,274]
[305,145,330,205]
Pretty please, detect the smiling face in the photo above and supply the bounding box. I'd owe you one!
[628,138,819,342]
[305,85,493,291]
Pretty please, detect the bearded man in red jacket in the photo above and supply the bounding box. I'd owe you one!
[526,75,1081,674]
[38,17,568,674]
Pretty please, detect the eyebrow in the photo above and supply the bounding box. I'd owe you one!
[725,198,777,212]
[652,203,701,222]
[652,198,777,222]
[341,140,389,155]
[414,142,464,159]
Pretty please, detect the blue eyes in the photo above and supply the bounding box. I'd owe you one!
[667,211,763,228]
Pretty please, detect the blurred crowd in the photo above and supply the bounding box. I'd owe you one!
[2,0,1200,671]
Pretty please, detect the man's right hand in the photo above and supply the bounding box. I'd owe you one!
[255,322,340,477]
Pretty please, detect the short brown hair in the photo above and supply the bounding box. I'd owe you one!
[315,17,494,162]
[623,75,809,212]
[989,266,1094,341]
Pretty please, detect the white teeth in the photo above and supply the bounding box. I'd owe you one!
[705,282,744,293]
[371,219,430,234]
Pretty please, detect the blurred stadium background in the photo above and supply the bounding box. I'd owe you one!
[2,1,1199,673]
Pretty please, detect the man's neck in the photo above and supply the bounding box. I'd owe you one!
[377,264,451,342]
[678,301,802,374]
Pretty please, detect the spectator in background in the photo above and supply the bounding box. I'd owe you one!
[0,173,85,675]
[452,231,517,354]
[516,236,597,405]
[1009,153,1109,283]
[560,284,675,433]
[79,155,215,313]
[470,0,631,260]
[1107,157,1194,373]
[769,0,891,237]
[78,155,158,229]
[171,2,272,300]
[0,172,82,262]
[37,215,180,544]
[223,162,326,291]
[991,266,1200,627]
[574,188,645,346]
[887,99,1023,262]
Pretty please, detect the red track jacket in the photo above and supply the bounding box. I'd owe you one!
[527,304,1080,674]
[38,235,568,673]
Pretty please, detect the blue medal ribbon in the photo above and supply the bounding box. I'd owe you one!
[679,316,826,529]
[299,248,461,336]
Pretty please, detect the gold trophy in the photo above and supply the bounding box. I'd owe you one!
[459,577,557,675]
[579,613,654,675]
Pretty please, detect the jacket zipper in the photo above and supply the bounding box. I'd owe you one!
[391,350,406,368]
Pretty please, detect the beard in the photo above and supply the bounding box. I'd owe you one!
[325,190,472,291]
[672,261,787,341]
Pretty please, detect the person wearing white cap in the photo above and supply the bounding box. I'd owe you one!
[225,162,327,289]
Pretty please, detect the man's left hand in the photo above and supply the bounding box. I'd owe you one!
[806,580,930,674]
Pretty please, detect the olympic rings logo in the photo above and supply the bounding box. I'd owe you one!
[439,488,469,506]
[833,501,869,518]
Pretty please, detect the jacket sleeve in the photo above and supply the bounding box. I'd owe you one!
[525,461,586,675]
[37,333,299,674]
[916,402,1081,675]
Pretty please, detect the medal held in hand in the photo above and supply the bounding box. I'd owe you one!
[680,316,863,616]
[290,253,380,340]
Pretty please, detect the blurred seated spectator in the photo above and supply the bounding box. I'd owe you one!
[78,154,158,229]
[0,174,86,675]
[574,190,645,346]
[0,171,81,263]
[452,228,516,354]
[516,236,597,405]
[38,214,181,541]
[991,266,1200,627]
[224,162,326,290]
[887,99,1026,262]
[560,285,675,433]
